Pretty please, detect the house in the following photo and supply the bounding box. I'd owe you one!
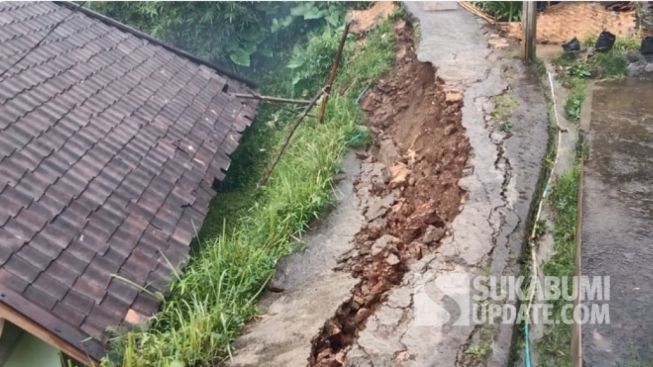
[0,2,257,365]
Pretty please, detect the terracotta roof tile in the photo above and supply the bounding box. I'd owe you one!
[0,2,257,362]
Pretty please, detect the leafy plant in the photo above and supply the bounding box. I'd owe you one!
[499,121,512,132]
[90,2,349,78]
[564,79,586,121]
[473,1,522,22]
[569,64,591,78]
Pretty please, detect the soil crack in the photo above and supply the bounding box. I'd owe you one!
[308,19,470,367]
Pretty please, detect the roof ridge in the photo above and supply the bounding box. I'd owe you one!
[54,1,258,88]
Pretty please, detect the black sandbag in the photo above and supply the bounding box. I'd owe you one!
[562,37,580,52]
[641,36,653,55]
[595,31,616,52]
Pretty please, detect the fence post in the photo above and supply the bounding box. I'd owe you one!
[522,1,537,64]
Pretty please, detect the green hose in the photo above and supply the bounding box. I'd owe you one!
[524,322,532,367]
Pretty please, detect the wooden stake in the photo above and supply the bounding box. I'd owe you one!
[317,22,351,124]
[521,1,537,64]
[234,93,311,105]
[257,89,325,188]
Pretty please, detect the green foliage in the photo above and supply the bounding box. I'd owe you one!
[582,34,641,52]
[101,18,397,367]
[473,1,522,22]
[614,36,642,52]
[588,50,628,78]
[553,34,635,123]
[580,34,598,49]
[557,34,637,80]
[552,52,578,68]
[284,27,347,97]
[537,165,580,367]
[90,2,349,78]
[568,64,591,78]
[564,79,586,121]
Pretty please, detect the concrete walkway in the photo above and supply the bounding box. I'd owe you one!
[345,3,548,366]
[582,78,653,366]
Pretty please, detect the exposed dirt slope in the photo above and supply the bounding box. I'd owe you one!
[499,2,636,44]
[309,19,470,366]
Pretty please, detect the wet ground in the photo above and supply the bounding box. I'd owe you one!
[582,77,653,366]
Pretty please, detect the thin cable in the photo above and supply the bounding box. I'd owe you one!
[0,3,81,81]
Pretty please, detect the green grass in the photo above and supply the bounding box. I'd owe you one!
[536,165,580,367]
[491,93,518,132]
[564,78,587,122]
[102,18,396,367]
[588,50,628,78]
[581,34,641,53]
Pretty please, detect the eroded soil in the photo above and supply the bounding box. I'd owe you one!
[309,20,470,366]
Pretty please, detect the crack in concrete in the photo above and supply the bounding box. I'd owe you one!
[341,4,550,367]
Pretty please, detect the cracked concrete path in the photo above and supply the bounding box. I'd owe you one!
[228,153,363,367]
[345,3,549,366]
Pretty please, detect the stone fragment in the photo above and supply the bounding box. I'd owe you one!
[389,162,411,188]
[422,225,446,244]
[627,62,645,76]
[378,138,401,167]
[371,234,398,256]
[645,63,653,73]
[365,192,397,220]
[385,253,401,266]
[444,88,463,104]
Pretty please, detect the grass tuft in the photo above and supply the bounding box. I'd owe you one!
[536,165,580,367]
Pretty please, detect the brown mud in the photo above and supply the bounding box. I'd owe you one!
[308,19,470,367]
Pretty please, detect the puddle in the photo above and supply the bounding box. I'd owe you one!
[582,77,653,365]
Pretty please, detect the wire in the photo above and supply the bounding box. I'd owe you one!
[0,3,81,81]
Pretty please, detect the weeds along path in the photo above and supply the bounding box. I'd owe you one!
[309,19,470,366]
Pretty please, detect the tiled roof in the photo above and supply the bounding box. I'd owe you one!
[0,2,257,362]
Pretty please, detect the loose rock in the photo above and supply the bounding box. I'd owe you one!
[422,225,446,244]
[371,234,398,256]
[385,254,401,266]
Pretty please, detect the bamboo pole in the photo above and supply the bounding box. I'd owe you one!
[234,93,311,105]
[317,22,351,124]
[459,2,496,24]
[257,89,325,188]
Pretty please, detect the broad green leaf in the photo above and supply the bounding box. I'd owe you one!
[229,49,251,67]
[286,58,304,69]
